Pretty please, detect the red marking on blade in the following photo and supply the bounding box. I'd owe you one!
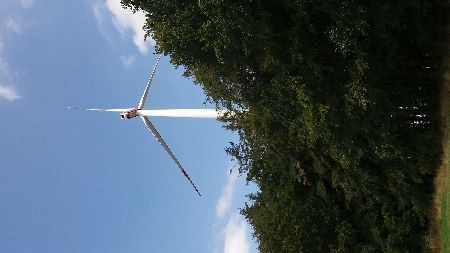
[181,170,201,196]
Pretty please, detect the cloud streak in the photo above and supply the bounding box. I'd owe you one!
[214,169,252,253]
[0,85,20,101]
[19,0,33,8]
[216,171,238,219]
[5,17,21,34]
[105,0,154,54]
[120,55,135,68]
[92,2,112,42]
[223,213,250,253]
[0,2,28,102]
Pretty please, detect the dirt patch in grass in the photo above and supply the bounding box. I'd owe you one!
[430,51,450,252]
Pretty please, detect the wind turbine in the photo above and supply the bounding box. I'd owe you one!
[72,55,222,196]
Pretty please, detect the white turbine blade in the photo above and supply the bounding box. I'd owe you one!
[137,109,225,118]
[140,116,201,196]
[68,107,130,112]
[138,55,162,110]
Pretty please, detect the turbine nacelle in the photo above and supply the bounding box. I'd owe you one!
[120,108,139,120]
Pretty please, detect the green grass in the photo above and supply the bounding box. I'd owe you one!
[439,143,450,253]
[441,186,450,252]
[438,80,450,253]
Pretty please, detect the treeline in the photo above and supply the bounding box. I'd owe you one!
[122,0,449,251]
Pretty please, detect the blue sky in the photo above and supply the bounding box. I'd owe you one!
[0,1,257,252]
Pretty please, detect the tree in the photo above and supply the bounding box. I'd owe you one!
[121,0,449,251]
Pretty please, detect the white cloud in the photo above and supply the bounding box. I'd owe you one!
[92,2,111,41]
[223,213,250,253]
[105,0,154,54]
[19,0,33,8]
[0,58,20,101]
[92,2,104,25]
[216,171,239,219]
[0,8,26,103]
[120,55,135,68]
[5,17,21,34]
[92,3,105,24]
[0,85,20,101]
[213,169,254,253]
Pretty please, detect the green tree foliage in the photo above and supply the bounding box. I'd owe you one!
[122,0,449,251]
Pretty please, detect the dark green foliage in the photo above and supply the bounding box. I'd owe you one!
[122,0,449,251]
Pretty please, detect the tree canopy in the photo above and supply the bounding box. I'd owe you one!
[122,0,449,251]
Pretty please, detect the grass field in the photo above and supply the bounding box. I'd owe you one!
[439,122,450,252]
[441,186,450,252]
[432,64,450,253]
[439,85,450,252]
